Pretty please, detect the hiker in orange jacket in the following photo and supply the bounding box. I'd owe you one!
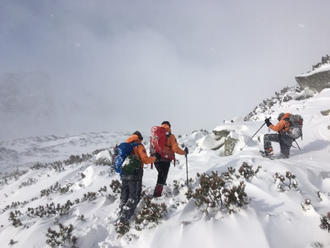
[264,113,294,158]
[119,131,156,222]
[153,121,188,197]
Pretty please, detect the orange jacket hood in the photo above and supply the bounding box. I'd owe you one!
[126,134,142,143]
[280,113,290,121]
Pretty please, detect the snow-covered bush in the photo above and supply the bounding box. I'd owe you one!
[238,162,261,181]
[171,179,186,196]
[18,177,38,188]
[51,161,65,172]
[27,200,74,218]
[31,162,48,170]
[0,169,28,185]
[134,195,167,231]
[2,201,29,214]
[301,199,313,212]
[9,239,18,246]
[46,223,77,248]
[40,182,72,197]
[110,179,121,194]
[81,192,97,202]
[218,162,261,182]
[186,171,249,214]
[95,150,113,166]
[320,213,330,232]
[274,171,298,191]
[115,220,130,236]
[64,154,92,165]
[8,210,22,227]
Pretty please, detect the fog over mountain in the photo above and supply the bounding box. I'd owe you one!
[1,0,330,139]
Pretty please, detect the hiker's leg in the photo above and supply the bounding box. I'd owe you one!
[161,161,171,185]
[279,135,293,158]
[136,167,144,204]
[119,178,129,215]
[154,161,162,185]
[121,179,138,220]
[264,133,279,153]
[155,161,170,185]
[154,161,170,197]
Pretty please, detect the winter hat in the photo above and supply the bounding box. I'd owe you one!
[278,113,285,121]
[133,131,143,141]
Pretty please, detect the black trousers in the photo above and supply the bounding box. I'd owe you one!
[119,167,143,220]
[264,133,293,157]
[155,160,171,185]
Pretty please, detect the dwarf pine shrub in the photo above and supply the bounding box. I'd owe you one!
[18,177,38,188]
[320,213,330,232]
[46,223,77,248]
[134,195,167,231]
[81,192,97,202]
[9,239,18,246]
[186,171,249,214]
[110,180,121,194]
[274,171,298,191]
[238,162,261,181]
[8,210,23,227]
[2,201,29,214]
[40,182,72,197]
[27,200,74,218]
[115,220,130,236]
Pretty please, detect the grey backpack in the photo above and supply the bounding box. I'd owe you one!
[285,114,303,139]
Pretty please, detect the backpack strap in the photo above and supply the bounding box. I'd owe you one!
[131,142,141,148]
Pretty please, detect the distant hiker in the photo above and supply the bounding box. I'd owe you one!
[150,121,188,197]
[116,131,156,222]
[263,113,294,158]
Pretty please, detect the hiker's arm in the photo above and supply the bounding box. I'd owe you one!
[137,146,156,164]
[269,120,285,132]
[170,135,185,155]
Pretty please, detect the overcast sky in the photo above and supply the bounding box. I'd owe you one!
[1,0,330,140]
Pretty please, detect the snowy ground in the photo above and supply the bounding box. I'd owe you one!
[0,89,329,248]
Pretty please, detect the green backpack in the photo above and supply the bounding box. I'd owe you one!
[121,155,142,175]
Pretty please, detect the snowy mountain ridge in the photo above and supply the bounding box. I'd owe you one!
[0,88,330,247]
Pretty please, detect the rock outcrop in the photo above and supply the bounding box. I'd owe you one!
[295,55,330,92]
[296,69,330,92]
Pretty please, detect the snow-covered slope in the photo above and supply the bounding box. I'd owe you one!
[0,90,330,248]
[0,131,129,173]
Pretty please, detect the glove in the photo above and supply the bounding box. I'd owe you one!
[265,118,272,127]
[155,153,162,160]
[184,147,189,155]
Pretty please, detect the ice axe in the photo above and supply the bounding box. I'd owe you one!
[240,118,269,151]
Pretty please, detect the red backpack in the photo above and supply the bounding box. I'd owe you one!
[150,126,175,161]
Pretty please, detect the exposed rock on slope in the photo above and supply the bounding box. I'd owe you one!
[295,55,330,92]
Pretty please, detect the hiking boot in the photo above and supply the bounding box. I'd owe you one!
[264,147,274,157]
[153,184,163,197]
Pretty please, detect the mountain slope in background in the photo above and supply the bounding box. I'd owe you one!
[0,78,330,246]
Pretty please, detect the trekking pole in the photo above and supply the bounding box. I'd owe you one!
[240,121,267,151]
[185,154,189,187]
[294,140,301,150]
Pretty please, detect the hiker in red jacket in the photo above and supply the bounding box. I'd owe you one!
[152,121,188,197]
